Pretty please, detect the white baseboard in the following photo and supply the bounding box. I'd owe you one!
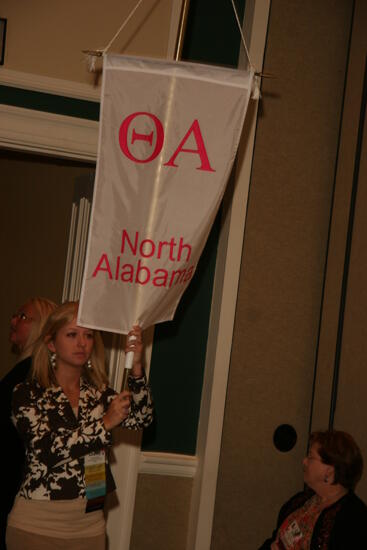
[139,451,197,478]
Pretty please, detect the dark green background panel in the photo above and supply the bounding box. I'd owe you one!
[0,85,100,120]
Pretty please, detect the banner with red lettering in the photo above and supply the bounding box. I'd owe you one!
[78,54,254,333]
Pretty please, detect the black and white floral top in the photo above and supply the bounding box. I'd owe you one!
[12,376,153,500]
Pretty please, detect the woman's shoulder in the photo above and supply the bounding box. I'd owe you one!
[337,491,367,516]
[326,492,367,548]
[0,356,31,389]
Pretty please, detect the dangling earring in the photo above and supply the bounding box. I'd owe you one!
[324,475,329,483]
[87,359,93,370]
[49,352,56,370]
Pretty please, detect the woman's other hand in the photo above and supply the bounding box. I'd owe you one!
[126,325,144,378]
[103,390,131,431]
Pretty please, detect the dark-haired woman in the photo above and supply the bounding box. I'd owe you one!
[259,430,367,549]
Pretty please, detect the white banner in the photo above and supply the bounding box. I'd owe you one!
[78,54,254,334]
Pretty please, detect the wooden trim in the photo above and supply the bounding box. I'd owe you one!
[167,0,187,59]
[139,452,197,477]
[0,67,101,101]
[0,103,98,161]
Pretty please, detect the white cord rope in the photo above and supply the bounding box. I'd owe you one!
[102,0,144,54]
[230,0,255,71]
[230,0,263,98]
[83,0,265,96]
[83,0,144,70]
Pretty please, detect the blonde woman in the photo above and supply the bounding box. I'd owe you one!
[1,297,57,548]
[6,301,153,550]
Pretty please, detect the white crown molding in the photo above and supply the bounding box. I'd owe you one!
[139,452,197,478]
[0,103,98,161]
[0,68,101,102]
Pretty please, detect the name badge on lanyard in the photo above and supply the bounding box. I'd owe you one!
[84,450,106,513]
[280,519,303,549]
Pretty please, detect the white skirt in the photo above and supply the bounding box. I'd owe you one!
[7,496,105,538]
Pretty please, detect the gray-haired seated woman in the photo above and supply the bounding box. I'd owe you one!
[259,430,367,549]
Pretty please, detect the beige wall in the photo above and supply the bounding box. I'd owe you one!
[311,0,367,499]
[212,1,354,548]
[130,474,193,550]
[1,0,173,84]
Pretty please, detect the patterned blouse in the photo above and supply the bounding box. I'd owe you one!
[12,375,153,500]
[277,495,322,549]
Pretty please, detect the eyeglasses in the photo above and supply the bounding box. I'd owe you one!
[11,311,33,322]
[306,454,323,462]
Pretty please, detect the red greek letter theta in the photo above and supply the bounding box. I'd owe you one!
[119,112,164,163]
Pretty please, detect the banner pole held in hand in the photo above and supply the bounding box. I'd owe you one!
[121,333,136,392]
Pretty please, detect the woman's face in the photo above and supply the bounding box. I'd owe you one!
[303,443,333,491]
[48,316,94,370]
[9,301,37,354]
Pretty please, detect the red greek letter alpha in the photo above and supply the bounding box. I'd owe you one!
[164,119,215,172]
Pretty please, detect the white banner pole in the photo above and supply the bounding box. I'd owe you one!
[121,334,136,391]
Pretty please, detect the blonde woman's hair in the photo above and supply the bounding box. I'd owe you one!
[32,301,108,389]
[19,297,58,361]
